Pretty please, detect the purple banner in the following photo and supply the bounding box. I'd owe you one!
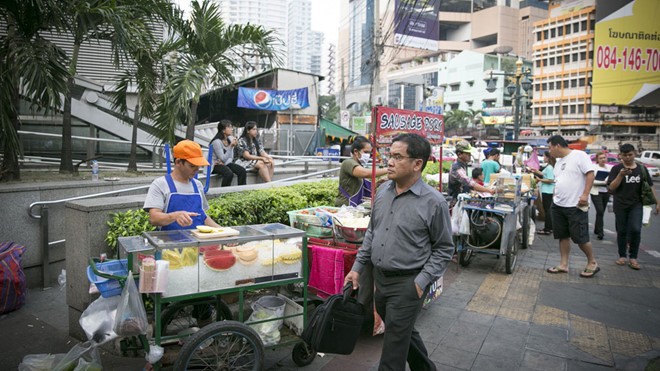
[394,0,439,51]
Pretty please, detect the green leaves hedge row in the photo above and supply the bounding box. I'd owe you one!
[105,179,338,254]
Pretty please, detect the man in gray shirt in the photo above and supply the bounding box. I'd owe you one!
[345,134,454,371]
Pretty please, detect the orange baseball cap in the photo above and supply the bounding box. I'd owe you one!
[173,140,209,166]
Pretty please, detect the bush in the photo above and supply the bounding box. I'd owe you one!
[105,209,156,257]
[106,180,339,252]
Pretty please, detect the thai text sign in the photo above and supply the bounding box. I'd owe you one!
[237,87,309,111]
[373,106,444,147]
[592,0,660,105]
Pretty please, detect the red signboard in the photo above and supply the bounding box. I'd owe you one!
[372,106,444,147]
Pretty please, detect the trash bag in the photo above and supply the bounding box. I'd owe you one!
[80,294,120,345]
[52,341,102,371]
[18,354,65,371]
[0,241,27,314]
[113,271,148,337]
[248,296,286,346]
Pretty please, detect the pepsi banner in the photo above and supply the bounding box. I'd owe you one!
[237,87,310,111]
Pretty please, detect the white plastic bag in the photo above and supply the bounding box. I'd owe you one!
[113,271,148,337]
[248,296,286,346]
[643,205,652,226]
[52,341,101,371]
[80,294,120,345]
[18,354,65,371]
[459,210,471,235]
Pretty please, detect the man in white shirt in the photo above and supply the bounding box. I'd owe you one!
[546,135,600,278]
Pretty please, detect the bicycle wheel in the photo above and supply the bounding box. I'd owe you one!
[521,205,530,249]
[292,341,317,367]
[161,297,233,336]
[505,232,518,274]
[458,248,474,267]
[174,321,264,371]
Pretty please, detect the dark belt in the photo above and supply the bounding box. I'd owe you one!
[376,267,422,278]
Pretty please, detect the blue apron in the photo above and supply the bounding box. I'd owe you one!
[339,178,372,207]
[161,175,207,231]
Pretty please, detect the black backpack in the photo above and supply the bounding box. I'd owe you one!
[301,284,365,354]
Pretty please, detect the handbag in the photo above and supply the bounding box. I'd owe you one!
[638,163,657,206]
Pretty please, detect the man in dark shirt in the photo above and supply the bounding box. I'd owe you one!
[345,134,454,371]
[607,143,659,270]
[447,140,495,200]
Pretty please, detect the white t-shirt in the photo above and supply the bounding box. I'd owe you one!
[143,176,209,212]
[553,150,594,207]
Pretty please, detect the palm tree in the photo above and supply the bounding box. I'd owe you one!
[444,109,468,132]
[108,4,182,172]
[0,0,69,181]
[154,0,281,143]
[465,108,484,129]
[58,0,174,173]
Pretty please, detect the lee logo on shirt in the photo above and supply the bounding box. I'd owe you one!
[625,175,641,183]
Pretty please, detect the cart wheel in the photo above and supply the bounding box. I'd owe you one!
[521,206,530,249]
[292,341,317,367]
[174,320,264,371]
[161,298,233,335]
[458,248,474,267]
[505,232,519,274]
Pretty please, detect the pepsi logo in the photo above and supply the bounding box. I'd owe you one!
[254,90,271,108]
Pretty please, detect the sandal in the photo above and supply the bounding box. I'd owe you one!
[615,258,626,266]
[537,230,551,235]
[628,261,641,270]
[580,265,601,278]
[547,266,568,274]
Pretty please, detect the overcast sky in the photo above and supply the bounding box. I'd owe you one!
[174,0,340,45]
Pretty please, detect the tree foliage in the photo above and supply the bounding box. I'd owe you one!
[0,0,69,181]
[153,0,281,144]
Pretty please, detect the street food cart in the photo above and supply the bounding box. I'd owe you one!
[454,174,534,274]
[89,223,317,369]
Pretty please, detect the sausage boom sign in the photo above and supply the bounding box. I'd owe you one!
[373,106,444,146]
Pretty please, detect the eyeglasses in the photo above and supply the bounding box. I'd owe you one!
[389,154,415,162]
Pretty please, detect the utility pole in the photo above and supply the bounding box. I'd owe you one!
[340,58,346,111]
[370,0,382,108]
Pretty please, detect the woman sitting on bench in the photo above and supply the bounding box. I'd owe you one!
[235,121,275,183]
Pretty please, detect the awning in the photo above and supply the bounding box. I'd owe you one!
[319,118,358,140]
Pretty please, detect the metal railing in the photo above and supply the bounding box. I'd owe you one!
[27,158,340,288]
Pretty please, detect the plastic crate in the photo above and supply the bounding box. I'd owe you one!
[86,259,128,298]
[292,221,334,238]
[286,206,340,227]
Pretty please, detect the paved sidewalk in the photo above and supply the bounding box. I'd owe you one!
[3,219,660,370]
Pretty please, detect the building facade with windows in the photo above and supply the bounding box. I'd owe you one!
[530,1,596,134]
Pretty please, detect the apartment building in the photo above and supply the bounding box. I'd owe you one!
[337,0,547,111]
[530,1,596,134]
[531,0,659,149]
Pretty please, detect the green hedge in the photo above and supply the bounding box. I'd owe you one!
[105,179,338,254]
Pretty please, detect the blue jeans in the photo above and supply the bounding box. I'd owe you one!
[614,203,643,259]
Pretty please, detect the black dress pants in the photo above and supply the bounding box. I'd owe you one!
[213,163,247,186]
[373,268,436,371]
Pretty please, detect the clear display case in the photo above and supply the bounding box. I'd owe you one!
[140,223,305,298]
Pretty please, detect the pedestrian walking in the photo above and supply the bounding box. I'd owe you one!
[590,151,612,240]
[345,133,454,371]
[545,135,600,278]
[606,144,660,270]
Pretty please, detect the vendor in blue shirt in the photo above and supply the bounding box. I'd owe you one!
[480,148,501,184]
[144,140,221,230]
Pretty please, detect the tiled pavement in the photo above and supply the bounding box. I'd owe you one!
[4,218,660,370]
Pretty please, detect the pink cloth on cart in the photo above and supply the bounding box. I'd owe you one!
[308,245,344,299]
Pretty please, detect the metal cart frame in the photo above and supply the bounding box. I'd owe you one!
[94,222,317,369]
[455,195,533,274]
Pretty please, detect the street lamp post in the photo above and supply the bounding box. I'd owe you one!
[486,57,532,141]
